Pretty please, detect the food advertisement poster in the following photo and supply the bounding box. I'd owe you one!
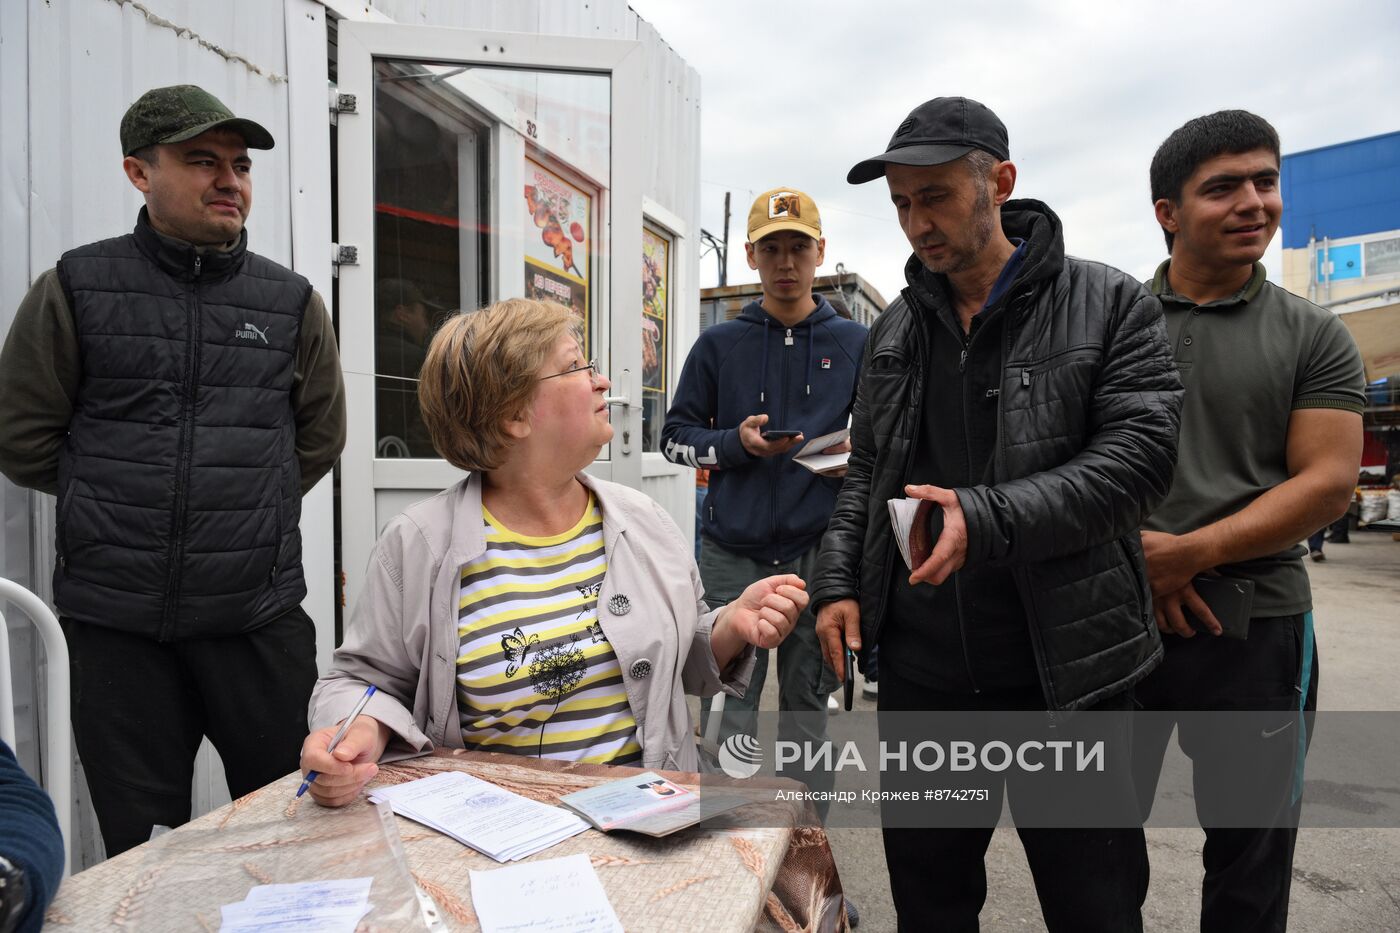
[642,227,669,392]
[524,158,591,344]
[641,225,671,451]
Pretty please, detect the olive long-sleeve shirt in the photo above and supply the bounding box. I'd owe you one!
[0,267,346,496]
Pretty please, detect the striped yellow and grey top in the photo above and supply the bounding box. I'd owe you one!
[455,493,641,765]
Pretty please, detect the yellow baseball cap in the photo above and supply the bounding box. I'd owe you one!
[746,187,822,243]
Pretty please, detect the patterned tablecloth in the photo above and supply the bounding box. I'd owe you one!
[46,749,849,932]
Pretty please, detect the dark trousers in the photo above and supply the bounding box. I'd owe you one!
[878,670,1148,933]
[696,537,837,817]
[62,606,318,857]
[1133,613,1318,933]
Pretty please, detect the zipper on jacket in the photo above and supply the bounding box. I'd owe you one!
[270,492,283,582]
[770,325,794,561]
[871,294,926,647]
[954,322,994,694]
[158,254,202,641]
[1000,319,1059,715]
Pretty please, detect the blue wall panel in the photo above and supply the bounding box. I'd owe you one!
[1281,131,1400,249]
[1316,243,1362,282]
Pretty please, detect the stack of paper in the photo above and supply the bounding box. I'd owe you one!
[471,853,623,933]
[220,877,373,932]
[369,771,589,862]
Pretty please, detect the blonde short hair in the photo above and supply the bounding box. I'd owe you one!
[418,298,579,472]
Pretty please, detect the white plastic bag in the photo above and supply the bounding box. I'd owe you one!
[1359,490,1389,524]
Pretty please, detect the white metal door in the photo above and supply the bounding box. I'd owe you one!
[335,23,644,618]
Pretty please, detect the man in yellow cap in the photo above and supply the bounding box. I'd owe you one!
[662,187,868,829]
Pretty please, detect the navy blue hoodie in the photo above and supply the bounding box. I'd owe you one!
[662,297,868,563]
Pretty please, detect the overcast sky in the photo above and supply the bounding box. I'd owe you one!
[627,0,1400,305]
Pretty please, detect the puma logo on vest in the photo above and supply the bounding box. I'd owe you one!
[234,322,269,344]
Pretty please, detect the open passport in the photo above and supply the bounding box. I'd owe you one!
[559,772,751,837]
[887,497,945,572]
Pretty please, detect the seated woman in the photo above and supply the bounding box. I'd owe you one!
[301,298,807,806]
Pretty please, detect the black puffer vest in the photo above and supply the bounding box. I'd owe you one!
[53,210,311,640]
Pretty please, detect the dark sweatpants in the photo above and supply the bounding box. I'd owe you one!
[878,671,1149,933]
[62,605,318,857]
[1132,612,1318,933]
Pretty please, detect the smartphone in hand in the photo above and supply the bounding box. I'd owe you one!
[1186,575,1254,640]
[761,429,802,440]
[843,647,856,711]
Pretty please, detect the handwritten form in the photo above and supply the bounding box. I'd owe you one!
[219,877,373,932]
[470,854,623,933]
[369,771,588,861]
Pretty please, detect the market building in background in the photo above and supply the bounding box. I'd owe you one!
[1280,130,1400,485]
[700,269,886,331]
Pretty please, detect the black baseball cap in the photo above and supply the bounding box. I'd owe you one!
[847,96,1009,184]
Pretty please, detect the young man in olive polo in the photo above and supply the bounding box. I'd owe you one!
[1132,110,1365,933]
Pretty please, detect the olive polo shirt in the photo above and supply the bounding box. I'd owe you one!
[1142,260,1365,616]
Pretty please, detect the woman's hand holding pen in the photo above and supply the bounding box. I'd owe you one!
[298,716,392,807]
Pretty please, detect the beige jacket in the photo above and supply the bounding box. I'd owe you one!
[310,472,756,772]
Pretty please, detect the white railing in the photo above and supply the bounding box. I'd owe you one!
[0,577,71,874]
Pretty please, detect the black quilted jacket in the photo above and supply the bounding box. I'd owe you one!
[811,200,1183,711]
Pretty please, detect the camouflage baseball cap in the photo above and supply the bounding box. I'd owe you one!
[120,84,275,156]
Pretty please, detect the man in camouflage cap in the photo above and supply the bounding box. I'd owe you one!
[0,85,346,856]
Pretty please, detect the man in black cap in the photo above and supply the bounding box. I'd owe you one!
[0,85,346,856]
[811,97,1183,930]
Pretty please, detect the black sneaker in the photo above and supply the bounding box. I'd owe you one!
[1309,550,1326,562]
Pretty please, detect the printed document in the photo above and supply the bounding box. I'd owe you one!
[370,771,588,862]
[470,853,623,933]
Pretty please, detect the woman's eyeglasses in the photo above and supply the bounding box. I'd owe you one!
[538,359,600,382]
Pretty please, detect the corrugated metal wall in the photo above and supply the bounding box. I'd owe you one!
[1282,131,1400,249]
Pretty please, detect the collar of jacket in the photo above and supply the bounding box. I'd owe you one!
[902,198,1065,321]
[447,471,632,565]
[131,206,249,282]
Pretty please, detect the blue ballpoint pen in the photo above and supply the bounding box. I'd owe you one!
[296,684,378,798]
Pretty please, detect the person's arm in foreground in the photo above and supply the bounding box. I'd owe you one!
[0,740,63,933]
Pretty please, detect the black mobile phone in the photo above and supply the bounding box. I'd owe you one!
[843,646,856,711]
[1186,574,1255,640]
[761,429,802,440]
